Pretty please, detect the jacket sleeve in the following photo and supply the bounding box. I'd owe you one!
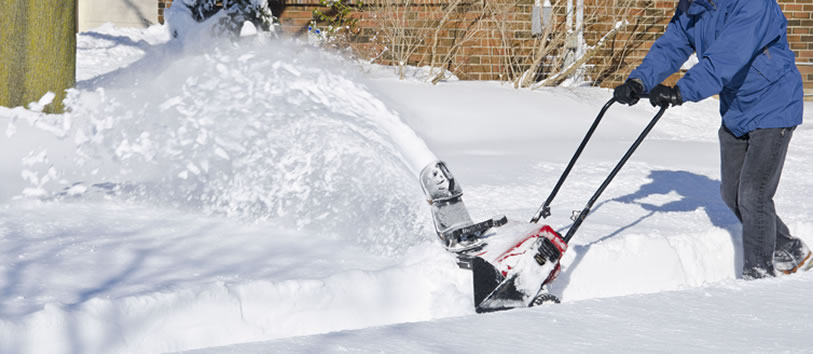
[627,11,694,92]
[676,0,785,102]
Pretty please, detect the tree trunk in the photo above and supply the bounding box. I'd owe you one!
[1,0,76,113]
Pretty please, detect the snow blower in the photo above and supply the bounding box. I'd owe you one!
[419,97,668,313]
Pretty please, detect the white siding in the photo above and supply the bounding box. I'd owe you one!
[78,0,157,32]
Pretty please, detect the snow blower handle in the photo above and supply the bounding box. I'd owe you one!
[563,102,667,243]
[531,98,667,242]
[530,97,618,223]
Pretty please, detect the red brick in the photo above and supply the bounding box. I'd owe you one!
[784,4,804,11]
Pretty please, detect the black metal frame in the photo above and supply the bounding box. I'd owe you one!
[530,97,669,243]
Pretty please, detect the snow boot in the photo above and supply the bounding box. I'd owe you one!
[775,240,813,275]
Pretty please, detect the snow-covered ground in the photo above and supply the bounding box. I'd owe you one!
[1,24,812,353]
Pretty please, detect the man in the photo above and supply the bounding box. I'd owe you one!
[613,0,808,279]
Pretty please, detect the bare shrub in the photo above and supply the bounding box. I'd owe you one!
[363,0,438,79]
[520,0,640,88]
[424,0,488,83]
[352,0,650,86]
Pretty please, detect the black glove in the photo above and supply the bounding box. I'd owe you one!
[613,79,645,106]
[648,84,683,107]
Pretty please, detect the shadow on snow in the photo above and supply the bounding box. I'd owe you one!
[552,170,743,298]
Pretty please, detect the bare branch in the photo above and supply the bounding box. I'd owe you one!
[533,19,627,88]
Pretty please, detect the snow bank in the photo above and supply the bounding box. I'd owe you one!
[554,227,740,301]
[0,209,470,354]
[189,271,813,353]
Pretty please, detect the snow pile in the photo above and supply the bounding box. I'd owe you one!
[0,27,462,353]
[5,37,438,254]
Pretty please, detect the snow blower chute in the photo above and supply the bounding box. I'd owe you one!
[419,97,668,313]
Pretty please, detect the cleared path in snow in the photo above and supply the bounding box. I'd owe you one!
[187,270,813,353]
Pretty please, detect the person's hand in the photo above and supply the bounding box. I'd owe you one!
[648,84,683,107]
[613,79,644,106]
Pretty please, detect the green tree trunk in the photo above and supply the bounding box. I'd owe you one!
[0,0,76,113]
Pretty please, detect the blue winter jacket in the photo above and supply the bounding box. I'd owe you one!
[628,0,803,137]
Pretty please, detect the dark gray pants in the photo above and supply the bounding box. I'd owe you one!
[719,125,798,279]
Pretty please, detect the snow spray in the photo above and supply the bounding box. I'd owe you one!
[7,38,438,255]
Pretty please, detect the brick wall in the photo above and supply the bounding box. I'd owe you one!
[783,0,813,95]
[584,0,680,86]
[158,0,813,93]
